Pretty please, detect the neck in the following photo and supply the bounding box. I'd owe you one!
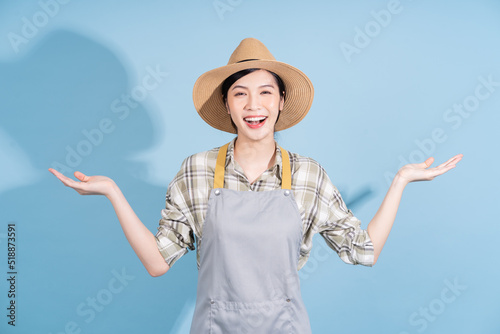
[233,135,276,170]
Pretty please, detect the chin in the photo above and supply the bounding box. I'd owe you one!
[242,131,274,142]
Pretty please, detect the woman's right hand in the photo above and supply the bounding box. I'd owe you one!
[48,168,116,197]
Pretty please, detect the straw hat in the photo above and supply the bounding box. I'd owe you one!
[192,38,314,133]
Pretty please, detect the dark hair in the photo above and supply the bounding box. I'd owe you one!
[221,68,286,132]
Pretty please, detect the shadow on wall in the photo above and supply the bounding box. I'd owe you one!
[343,186,374,212]
[0,29,194,333]
[0,28,162,191]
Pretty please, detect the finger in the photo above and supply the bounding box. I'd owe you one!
[443,155,462,166]
[48,168,72,182]
[48,168,82,188]
[74,171,90,182]
[422,157,434,168]
[431,163,457,177]
[437,154,463,168]
[48,167,61,176]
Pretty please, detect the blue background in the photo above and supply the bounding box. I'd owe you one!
[0,0,499,333]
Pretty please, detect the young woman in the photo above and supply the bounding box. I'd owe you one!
[49,38,463,333]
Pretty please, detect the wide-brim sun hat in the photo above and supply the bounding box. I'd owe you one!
[192,38,314,134]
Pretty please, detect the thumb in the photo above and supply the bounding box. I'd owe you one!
[74,171,89,182]
[422,157,434,168]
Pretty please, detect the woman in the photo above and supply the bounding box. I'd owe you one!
[49,38,463,333]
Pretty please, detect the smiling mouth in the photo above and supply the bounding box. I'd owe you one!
[244,116,267,125]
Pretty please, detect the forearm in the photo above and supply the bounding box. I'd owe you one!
[106,182,169,277]
[366,173,408,265]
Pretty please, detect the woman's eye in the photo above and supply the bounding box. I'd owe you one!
[261,91,272,94]
[234,92,244,96]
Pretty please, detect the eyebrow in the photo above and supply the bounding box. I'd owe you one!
[231,84,276,90]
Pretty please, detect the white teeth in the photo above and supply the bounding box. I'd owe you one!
[244,116,267,122]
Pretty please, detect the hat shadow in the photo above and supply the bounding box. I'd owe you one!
[0,29,155,184]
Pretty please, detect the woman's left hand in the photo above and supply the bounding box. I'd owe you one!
[397,154,463,184]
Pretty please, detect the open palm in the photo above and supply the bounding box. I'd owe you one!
[398,154,463,184]
[48,168,115,196]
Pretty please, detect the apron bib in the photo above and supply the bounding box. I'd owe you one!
[189,143,312,334]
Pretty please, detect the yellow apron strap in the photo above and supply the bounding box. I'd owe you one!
[280,146,292,190]
[213,143,291,190]
[213,143,229,189]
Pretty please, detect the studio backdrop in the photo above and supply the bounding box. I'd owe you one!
[0,1,498,333]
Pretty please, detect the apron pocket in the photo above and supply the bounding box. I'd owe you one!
[209,297,294,334]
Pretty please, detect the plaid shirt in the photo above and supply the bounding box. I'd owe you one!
[155,138,374,270]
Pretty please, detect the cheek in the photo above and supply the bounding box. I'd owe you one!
[225,100,235,114]
[266,99,281,115]
[227,104,242,122]
[266,95,281,108]
[227,98,244,111]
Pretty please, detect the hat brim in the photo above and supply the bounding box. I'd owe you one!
[193,60,314,134]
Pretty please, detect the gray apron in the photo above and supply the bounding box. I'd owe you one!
[189,143,312,334]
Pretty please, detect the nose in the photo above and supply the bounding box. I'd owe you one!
[245,92,261,111]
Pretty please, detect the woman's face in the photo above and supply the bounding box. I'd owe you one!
[225,69,284,142]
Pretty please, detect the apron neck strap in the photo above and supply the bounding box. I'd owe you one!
[213,143,229,189]
[280,147,291,190]
[213,142,291,190]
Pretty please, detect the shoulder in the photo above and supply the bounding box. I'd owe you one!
[286,149,339,198]
[287,150,327,178]
[285,150,344,221]
[168,145,221,189]
[179,147,219,170]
